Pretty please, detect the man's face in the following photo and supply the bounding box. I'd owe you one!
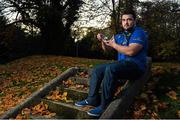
[121,14,135,30]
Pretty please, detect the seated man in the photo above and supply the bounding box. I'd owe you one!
[75,9,148,117]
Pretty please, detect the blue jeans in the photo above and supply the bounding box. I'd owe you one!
[87,60,144,109]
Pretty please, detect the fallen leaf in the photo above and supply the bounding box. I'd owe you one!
[46,90,70,102]
[140,93,149,100]
[150,111,159,119]
[63,80,74,87]
[133,110,145,119]
[62,92,68,97]
[166,90,177,100]
[177,110,180,118]
[157,102,169,110]
[80,105,95,111]
[140,104,147,111]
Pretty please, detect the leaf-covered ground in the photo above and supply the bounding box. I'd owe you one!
[0,55,107,116]
[0,55,179,118]
[125,62,180,119]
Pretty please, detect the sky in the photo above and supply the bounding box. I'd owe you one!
[3,0,149,26]
[74,0,150,29]
[3,0,179,35]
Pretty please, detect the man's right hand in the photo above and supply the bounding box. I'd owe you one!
[97,33,104,42]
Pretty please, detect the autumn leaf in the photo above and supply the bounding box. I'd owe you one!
[21,108,31,115]
[150,111,159,119]
[1,55,180,119]
[62,92,67,97]
[89,64,93,68]
[75,84,84,89]
[166,90,177,100]
[133,110,145,119]
[140,93,149,101]
[44,112,56,118]
[177,110,180,118]
[63,79,74,87]
[65,99,74,103]
[46,90,70,102]
[140,104,147,111]
[157,102,169,110]
[152,66,165,76]
[15,114,23,119]
[80,105,95,111]
[15,102,56,119]
[77,71,89,78]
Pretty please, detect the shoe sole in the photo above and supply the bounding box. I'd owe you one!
[75,103,84,107]
[75,100,89,107]
[87,111,100,117]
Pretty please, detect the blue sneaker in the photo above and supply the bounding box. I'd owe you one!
[75,99,89,107]
[87,106,103,117]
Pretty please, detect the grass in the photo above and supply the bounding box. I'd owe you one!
[155,70,180,118]
[0,55,179,118]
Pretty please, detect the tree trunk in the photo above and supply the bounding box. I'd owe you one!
[40,13,65,54]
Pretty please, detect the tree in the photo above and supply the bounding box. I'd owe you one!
[1,0,83,54]
[76,0,180,61]
[72,0,141,59]
[0,7,8,57]
[140,0,180,61]
[73,0,141,41]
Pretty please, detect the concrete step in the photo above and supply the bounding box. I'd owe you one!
[55,86,88,101]
[41,99,97,119]
[29,114,63,119]
[68,76,90,86]
[64,87,88,101]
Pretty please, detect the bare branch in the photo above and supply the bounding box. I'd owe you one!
[6,19,40,28]
[99,0,113,12]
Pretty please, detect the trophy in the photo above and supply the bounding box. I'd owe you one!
[101,33,113,41]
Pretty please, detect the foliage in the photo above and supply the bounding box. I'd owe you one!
[0,55,179,118]
[0,7,40,62]
[0,0,180,61]
[78,29,116,59]
[125,62,180,119]
[15,102,56,119]
[0,55,107,116]
[158,41,178,60]
[78,31,102,58]
[1,0,83,54]
[0,9,8,57]
[140,0,180,61]
[77,0,180,61]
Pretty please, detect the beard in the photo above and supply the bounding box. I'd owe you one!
[123,25,135,32]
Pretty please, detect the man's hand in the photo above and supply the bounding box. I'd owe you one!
[104,36,143,56]
[103,36,116,48]
[97,33,114,51]
[97,33,104,41]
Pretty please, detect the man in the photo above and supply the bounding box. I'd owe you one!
[75,9,148,117]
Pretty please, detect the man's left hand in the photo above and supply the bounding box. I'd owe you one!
[103,36,116,48]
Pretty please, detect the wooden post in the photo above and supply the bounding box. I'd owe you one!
[1,67,79,119]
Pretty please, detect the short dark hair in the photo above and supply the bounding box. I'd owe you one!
[121,9,136,20]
